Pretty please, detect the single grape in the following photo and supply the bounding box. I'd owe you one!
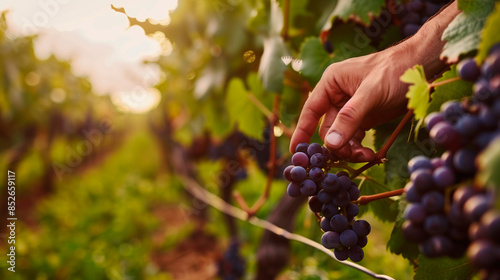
[425,112,444,131]
[441,100,464,123]
[485,51,500,76]
[479,106,498,128]
[408,155,433,173]
[338,175,352,190]
[348,246,364,262]
[467,241,500,269]
[330,214,349,232]
[421,191,445,214]
[402,221,427,243]
[464,194,492,222]
[420,235,452,257]
[404,203,426,224]
[322,202,339,218]
[333,189,350,207]
[320,217,333,232]
[432,166,456,189]
[295,142,309,154]
[453,148,477,175]
[430,121,461,151]
[300,179,317,196]
[291,152,309,168]
[347,184,360,201]
[340,230,359,247]
[430,157,444,169]
[321,231,341,249]
[455,114,480,137]
[346,203,359,219]
[468,222,489,241]
[452,185,477,208]
[287,182,301,197]
[474,79,494,103]
[283,165,293,182]
[336,171,349,178]
[407,0,423,12]
[424,214,449,235]
[307,143,323,157]
[357,235,368,248]
[308,196,323,213]
[334,248,348,261]
[317,189,333,203]
[353,220,371,237]
[411,169,434,193]
[290,166,307,182]
[404,181,422,203]
[310,153,326,168]
[481,210,500,242]
[458,58,481,81]
[309,167,324,182]
[322,173,340,193]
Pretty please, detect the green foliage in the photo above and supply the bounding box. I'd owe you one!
[441,0,495,62]
[427,65,473,114]
[327,0,385,26]
[476,2,500,63]
[358,165,398,222]
[414,256,474,280]
[401,65,430,133]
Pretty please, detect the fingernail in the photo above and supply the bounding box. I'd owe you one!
[326,132,343,148]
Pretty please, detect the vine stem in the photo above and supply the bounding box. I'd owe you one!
[357,188,405,206]
[282,0,290,41]
[178,169,395,280]
[429,76,460,88]
[350,110,414,179]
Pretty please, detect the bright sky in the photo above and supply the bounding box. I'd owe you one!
[0,0,178,113]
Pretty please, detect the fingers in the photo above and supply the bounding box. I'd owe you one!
[324,88,376,151]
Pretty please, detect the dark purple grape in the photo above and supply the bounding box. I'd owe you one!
[322,202,339,218]
[333,189,350,207]
[420,235,452,257]
[323,40,334,54]
[403,23,420,37]
[479,106,498,128]
[430,122,461,151]
[468,222,489,241]
[336,171,349,177]
[404,203,426,224]
[481,211,500,242]
[458,58,481,81]
[453,185,477,208]
[309,167,324,182]
[488,42,500,55]
[321,231,341,249]
[441,100,464,123]
[353,220,371,237]
[346,203,359,219]
[411,169,434,193]
[347,184,360,201]
[317,189,333,203]
[310,153,326,168]
[474,79,495,103]
[307,143,323,157]
[348,246,364,262]
[408,155,433,173]
[404,181,422,203]
[424,2,441,16]
[485,51,500,75]
[453,148,477,175]
[464,194,492,222]
[330,214,349,232]
[357,235,368,248]
[432,166,456,189]
[321,217,333,232]
[287,182,301,197]
[424,214,449,235]
[407,0,423,12]
[402,221,427,243]
[300,179,317,196]
[340,230,358,247]
[322,173,340,193]
[334,247,348,261]
[467,241,500,269]
[295,142,309,154]
[455,114,480,137]
[291,152,309,167]
[425,112,444,131]
[283,165,293,182]
[474,131,500,149]
[448,204,468,228]
[308,196,323,213]
[421,191,445,213]
[441,151,454,167]
[338,176,351,190]
[430,158,444,169]
[290,166,307,182]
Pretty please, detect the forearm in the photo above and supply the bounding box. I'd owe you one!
[396,1,461,78]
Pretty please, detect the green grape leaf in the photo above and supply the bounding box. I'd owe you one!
[358,164,398,222]
[401,65,430,133]
[225,78,266,140]
[300,24,375,85]
[387,199,420,261]
[476,137,500,188]
[325,0,385,26]
[476,2,500,63]
[414,256,474,280]
[258,35,289,94]
[427,65,473,114]
[441,0,495,63]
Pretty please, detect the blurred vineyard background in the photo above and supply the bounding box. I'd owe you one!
[2,0,492,279]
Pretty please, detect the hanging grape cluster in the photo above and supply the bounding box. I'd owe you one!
[403,43,500,279]
[398,0,451,37]
[284,143,370,262]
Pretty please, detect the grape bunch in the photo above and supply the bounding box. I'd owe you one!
[284,143,371,262]
[397,0,450,37]
[402,43,500,277]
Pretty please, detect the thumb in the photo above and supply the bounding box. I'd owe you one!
[325,91,375,150]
